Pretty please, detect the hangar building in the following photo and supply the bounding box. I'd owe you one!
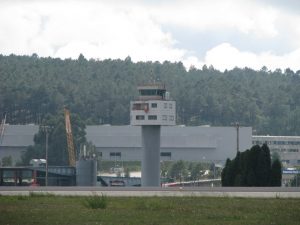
[0,125,252,165]
[86,125,252,164]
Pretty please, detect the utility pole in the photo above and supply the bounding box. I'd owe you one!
[40,125,51,186]
[236,122,239,153]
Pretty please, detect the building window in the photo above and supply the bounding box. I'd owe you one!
[274,141,286,145]
[110,152,121,160]
[288,141,300,145]
[160,152,171,160]
[148,115,157,120]
[162,115,167,121]
[169,115,174,121]
[169,103,172,109]
[136,115,145,120]
[140,89,157,96]
[164,103,168,108]
[151,103,157,108]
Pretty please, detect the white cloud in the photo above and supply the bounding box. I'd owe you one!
[182,56,204,70]
[204,43,300,71]
[150,0,279,38]
[0,0,300,71]
[0,1,187,62]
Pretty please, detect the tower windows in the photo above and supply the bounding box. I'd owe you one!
[132,103,149,110]
[136,115,145,120]
[148,115,157,120]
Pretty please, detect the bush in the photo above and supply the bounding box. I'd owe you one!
[84,193,108,209]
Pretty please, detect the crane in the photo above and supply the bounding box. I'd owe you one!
[64,108,76,167]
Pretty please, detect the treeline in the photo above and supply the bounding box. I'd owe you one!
[221,144,282,187]
[1,54,300,135]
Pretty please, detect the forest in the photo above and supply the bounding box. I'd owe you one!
[1,53,300,135]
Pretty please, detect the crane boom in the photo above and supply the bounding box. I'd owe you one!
[64,108,76,167]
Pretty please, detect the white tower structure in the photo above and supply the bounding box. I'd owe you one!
[130,83,176,186]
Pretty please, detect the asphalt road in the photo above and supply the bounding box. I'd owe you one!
[1,186,300,198]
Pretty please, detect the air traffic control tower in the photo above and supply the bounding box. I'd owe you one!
[130,83,176,186]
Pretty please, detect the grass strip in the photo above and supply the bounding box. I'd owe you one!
[0,195,299,225]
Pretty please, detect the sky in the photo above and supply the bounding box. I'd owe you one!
[1,0,300,71]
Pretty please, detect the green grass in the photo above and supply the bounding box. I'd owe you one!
[0,195,299,225]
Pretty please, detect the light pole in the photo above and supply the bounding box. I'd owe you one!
[40,125,51,186]
[236,122,239,153]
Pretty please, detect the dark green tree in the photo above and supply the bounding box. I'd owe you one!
[247,145,261,186]
[221,144,279,187]
[232,151,242,186]
[270,159,282,186]
[256,144,271,186]
[221,158,232,186]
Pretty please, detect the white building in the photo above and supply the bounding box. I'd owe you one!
[252,135,300,166]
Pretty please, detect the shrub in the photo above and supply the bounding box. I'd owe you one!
[84,193,108,209]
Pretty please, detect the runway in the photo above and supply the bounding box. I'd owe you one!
[1,186,300,198]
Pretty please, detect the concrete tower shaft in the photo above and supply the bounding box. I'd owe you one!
[141,125,161,186]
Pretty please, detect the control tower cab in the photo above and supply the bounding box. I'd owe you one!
[130,83,176,126]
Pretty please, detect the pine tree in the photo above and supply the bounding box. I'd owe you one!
[221,144,274,187]
[270,159,282,186]
[256,144,271,186]
[221,158,231,186]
